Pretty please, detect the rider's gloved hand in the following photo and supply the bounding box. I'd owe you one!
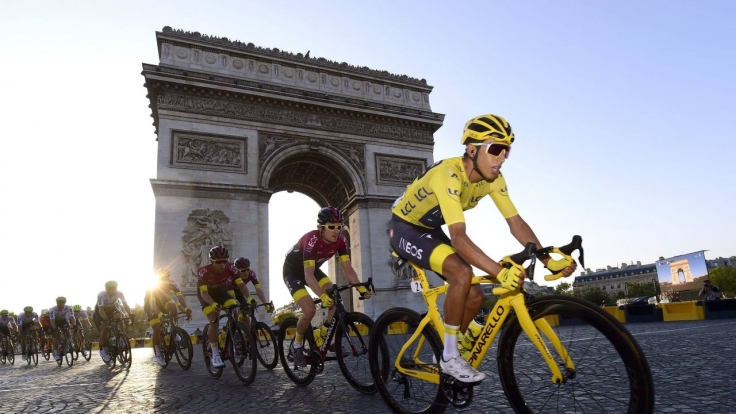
[357,285,371,299]
[545,257,574,275]
[248,297,258,307]
[497,266,523,290]
[184,307,192,321]
[264,303,274,313]
[319,292,334,308]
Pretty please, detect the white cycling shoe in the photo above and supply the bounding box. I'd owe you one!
[440,354,486,383]
[211,354,225,368]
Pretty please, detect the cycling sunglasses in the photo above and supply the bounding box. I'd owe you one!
[472,143,511,159]
[239,268,250,272]
[322,224,344,231]
[213,259,228,265]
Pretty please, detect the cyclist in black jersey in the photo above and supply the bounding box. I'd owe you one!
[389,114,577,383]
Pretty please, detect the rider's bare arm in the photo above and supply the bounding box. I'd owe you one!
[448,222,505,278]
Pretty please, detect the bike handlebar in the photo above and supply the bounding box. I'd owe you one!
[500,235,584,283]
[314,277,374,306]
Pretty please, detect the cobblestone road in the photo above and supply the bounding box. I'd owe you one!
[1,319,734,413]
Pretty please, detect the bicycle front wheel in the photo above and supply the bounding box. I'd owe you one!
[230,322,257,384]
[41,337,51,361]
[82,337,92,361]
[254,322,278,370]
[498,294,655,414]
[30,340,39,366]
[7,339,14,365]
[335,312,380,394]
[369,307,447,414]
[277,317,317,386]
[116,333,131,369]
[202,324,223,379]
[64,333,74,367]
[173,327,193,370]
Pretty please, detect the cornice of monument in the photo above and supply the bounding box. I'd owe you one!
[150,179,272,201]
[157,26,431,89]
[142,63,444,126]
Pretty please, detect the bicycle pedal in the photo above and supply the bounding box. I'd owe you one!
[440,373,482,387]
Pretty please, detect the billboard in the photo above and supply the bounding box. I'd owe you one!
[656,251,708,291]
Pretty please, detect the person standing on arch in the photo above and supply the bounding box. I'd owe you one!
[282,206,372,367]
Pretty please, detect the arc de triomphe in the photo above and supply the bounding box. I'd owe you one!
[142,27,445,328]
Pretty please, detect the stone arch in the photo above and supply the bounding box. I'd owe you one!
[258,141,366,209]
[144,27,443,330]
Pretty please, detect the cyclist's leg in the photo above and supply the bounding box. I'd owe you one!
[390,216,485,383]
[315,269,336,323]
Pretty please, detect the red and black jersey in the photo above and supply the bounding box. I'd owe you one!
[284,230,350,270]
[229,269,260,289]
[197,263,241,290]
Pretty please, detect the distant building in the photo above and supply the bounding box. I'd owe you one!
[572,255,735,294]
[573,261,657,295]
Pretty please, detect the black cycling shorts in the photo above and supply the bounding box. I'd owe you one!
[283,262,332,302]
[389,214,459,279]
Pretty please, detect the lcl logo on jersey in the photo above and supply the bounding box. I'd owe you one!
[398,237,423,260]
[413,186,433,202]
[470,195,484,205]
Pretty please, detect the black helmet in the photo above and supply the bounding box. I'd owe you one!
[317,206,344,225]
[234,257,250,269]
[208,245,230,261]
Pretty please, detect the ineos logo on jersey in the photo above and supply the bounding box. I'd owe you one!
[306,235,318,252]
[398,237,423,260]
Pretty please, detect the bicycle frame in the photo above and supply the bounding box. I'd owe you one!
[394,251,575,385]
[311,279,373,360]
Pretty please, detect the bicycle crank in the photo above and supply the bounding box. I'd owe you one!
[440,374,475,408]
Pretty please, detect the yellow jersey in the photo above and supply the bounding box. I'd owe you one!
[391,157,518,228]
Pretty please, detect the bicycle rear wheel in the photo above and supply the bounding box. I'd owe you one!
[336,312,381,394]
[254,322,278,370]
[173,327,193,370]
[231,322,257,384]
[498,294,655,413]
[202,324,223,378]
[369,307,447,414]
[277,317,317,386]
[116,332,131,369]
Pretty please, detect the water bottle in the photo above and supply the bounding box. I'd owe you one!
[313,325,328,347]
[218,328,227,349]
[460,316,485,352]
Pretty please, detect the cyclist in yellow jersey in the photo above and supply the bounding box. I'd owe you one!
[389,114,577,383]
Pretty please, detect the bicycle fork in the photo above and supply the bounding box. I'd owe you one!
[507,293,574,384]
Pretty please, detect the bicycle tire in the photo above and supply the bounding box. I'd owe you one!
[160,335,171,368]
[82,337,92,361]
[202,324,223,379]
[231,322,257,384]
[116,332,132,369]
[7,338,14,365]
[335,312,380,394]
[497,294,655,414]
[41,336,51,361]
[369,307,447,414]
[64,332,74,367]
[173,327,193,370]
[1,337,6,365]
[254,322,278,370]
[277,317,317,386]
[29,339,39,366]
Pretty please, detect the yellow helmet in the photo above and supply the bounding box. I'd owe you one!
[461,114,515,146]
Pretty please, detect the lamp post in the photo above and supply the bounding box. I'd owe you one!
[624,282,629,298]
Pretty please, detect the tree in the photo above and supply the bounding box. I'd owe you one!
[627,282,656,298]
[554,282,572,295]
[709,265,736,298]
[573,287,611,307]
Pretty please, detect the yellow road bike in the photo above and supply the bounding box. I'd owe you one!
[368,236,654,413]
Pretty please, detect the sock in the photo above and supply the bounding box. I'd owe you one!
[293,333,304,349]
[210,343,219,357]
[442,323,460,362]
